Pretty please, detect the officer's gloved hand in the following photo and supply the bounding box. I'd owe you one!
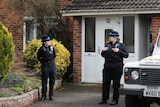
[102,47,108,51]
[112,48,119,52]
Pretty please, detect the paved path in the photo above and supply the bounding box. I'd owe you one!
[30,83,125,107]
[30,83,158,107]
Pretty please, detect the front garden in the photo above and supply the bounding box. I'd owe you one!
[0,22,71,97]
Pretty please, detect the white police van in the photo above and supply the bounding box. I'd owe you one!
[120,31,160,107]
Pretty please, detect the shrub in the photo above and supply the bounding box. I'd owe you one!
[16,72,41,89]
[22,39,71,79]
[0,22,15,82]
[0,72,41,97]
[0,72,26,88]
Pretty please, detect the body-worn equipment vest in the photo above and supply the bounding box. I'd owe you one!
[37,45,56,62]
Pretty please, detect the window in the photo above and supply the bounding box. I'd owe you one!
[25,20,35,44]
[123,16,135,53]
[85,18,95,52]
[104,29,113,46]
[24,16,58,44]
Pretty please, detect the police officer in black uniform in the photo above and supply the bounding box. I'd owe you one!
[37,36,56,100]
[99,31,128,105]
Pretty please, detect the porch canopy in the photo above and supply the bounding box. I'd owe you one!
[61,0,160,16]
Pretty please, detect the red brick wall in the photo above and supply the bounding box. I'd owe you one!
[59,0,73,10]
[73,17,82,83]
[0,0,24,72]
[60,0,82,83]
[152,14,160,44]
[0,0,23,51]
[0,80,61,107]
[59,0,74,33]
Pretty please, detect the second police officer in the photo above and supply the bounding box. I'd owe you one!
[99,31,129,105]
[37,36,56,101]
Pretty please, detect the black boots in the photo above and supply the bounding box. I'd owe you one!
[41,93,54,100]
[99,100,107,104]
[99,100,118,105]
[41,93,46,100]
[110,100,118,105]
[49,96,54,100]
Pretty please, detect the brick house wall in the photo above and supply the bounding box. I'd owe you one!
[60,1,160,83]
[152,14,160,44]
[2,0,159,83]
[60,0,82,83]
[59,0,73,10]
[72,16,82,83]
[0,0,24,72]
[0,0,23,51]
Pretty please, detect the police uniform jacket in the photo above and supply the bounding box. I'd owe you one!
[101,41,128,68]
[37,45,56,67]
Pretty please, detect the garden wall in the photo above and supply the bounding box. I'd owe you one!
[0,80,61,107]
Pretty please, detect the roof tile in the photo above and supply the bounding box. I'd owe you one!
[63,0,160,11]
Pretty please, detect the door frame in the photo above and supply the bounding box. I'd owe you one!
[81,15,150,83]
[96,16,121,82]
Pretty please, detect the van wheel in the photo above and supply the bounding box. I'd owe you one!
[139,99,150,107]
[125,95,139,107]
[125,95,150,107]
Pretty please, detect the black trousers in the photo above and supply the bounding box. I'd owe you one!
[41,65,56,97]
[102,66,122,102]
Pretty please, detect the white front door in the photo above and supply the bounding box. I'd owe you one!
[96,16,121,82]
[82,16,142,83]
[82,16,121,83]
[82,17,97,83]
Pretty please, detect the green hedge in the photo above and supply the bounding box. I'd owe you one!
[0,22,15,82]
[22,39,71,79]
